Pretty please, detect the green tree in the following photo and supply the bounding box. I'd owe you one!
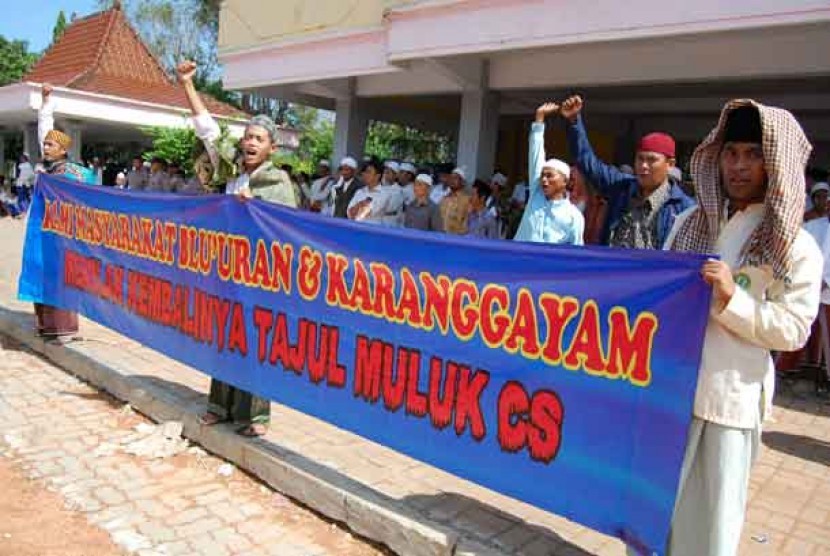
[294,106,334,165]
[52,11,68,44]
[140,124,198,173]
[365,121,453,164]
[0,36,39,87]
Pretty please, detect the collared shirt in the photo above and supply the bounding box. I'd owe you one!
[126,168,147,190]
[403,198,442,231]
[145,170,170,193]
[347,184,398,225]
[610,181,671,249]
[804,216,830,304]
[665,204,822,428]
[514,122,584,245]
[430,184,450,205]
[440,190,472,235]
[467,208,499,239]
[380,183,405,227]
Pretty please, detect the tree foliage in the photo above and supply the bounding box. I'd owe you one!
[0,36,39,87]
[365,121,453,164]
[140,124,198,172]
[52,11,68,45]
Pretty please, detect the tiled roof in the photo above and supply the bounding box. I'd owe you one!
[24,6,246,119]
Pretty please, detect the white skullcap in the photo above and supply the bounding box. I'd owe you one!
[451,167,467,181]
[340,156,358,170]
[542,159,570,179]
[116,172,126,180]
[668,167,683,181]
[399,162,417,175]
[384,160,400,172]
[491,172,507,186]
[415,173,433,187]
[811,182,830,196]
[318,159,330,167]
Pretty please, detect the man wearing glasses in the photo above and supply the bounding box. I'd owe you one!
[561,95,695,248]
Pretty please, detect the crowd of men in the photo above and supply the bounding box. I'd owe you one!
[11,62,830,556]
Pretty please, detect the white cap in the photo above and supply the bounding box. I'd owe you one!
[491,172,507,186]
[318,159,330,167]
[340,156,358,170]
[542,159,570,179]
[384,160,400,173]
[116,171,126,181]
[451,166,467,181]
[811,182,830,196]
[399,162,417,175]
[415,173,433,187]
[668,167,683,181]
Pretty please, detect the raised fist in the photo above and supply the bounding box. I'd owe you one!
[560,95,583,123]
[535,102,560,123]
[176,60,198,83]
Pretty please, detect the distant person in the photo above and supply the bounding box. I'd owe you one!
[439,167,471,235]
[466,179,499,239]
[403,174,443,232]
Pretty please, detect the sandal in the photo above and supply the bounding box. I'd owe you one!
[237,423,267,437]
[198,412,226,426]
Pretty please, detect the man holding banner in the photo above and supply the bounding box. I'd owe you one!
[34,84,96,342]
[178,60,297,437]
[664,102,821,555]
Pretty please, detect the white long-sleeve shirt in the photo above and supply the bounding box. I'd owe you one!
[665,204,822,428]
[38,97,56,158]
[806,217,830,304]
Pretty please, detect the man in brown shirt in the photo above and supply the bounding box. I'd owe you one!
[440,167,471,235]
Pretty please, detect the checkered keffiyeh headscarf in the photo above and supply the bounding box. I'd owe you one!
[670,99,812,282]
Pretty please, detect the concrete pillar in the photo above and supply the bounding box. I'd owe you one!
[64,123,83,163]
[0,135,5,180]
[455,61,499,182]
[332,80,368,165]
[22,123,39,163]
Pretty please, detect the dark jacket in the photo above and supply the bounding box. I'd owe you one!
[333,177,364,218]
[566,116,695,247]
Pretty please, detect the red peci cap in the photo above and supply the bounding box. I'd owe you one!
[637,133,676,158]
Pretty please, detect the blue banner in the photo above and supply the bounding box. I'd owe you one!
[19,174,711,554]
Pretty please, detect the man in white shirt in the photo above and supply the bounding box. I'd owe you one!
[126,156,147,190]
[380,160,405,226]
[347,159,398,225]
[398,162,417,205]
[663,102,821,556]
[306,159,333,212]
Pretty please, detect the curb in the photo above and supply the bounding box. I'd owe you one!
[0,306,479,556]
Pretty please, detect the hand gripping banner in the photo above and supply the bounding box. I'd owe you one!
[19,175,711,554]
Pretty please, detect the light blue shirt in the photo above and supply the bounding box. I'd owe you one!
[514,122,584,245]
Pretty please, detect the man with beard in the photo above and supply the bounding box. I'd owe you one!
[178,60,296,437]
[662,102,821,556]
[329,157,363,218]
[514,102,584,245]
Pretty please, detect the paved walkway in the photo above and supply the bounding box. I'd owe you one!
[3,216,830,555]
[0,334,381,556]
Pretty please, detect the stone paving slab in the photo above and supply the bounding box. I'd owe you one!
[3,216,830,555]
[0,334,382,556]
